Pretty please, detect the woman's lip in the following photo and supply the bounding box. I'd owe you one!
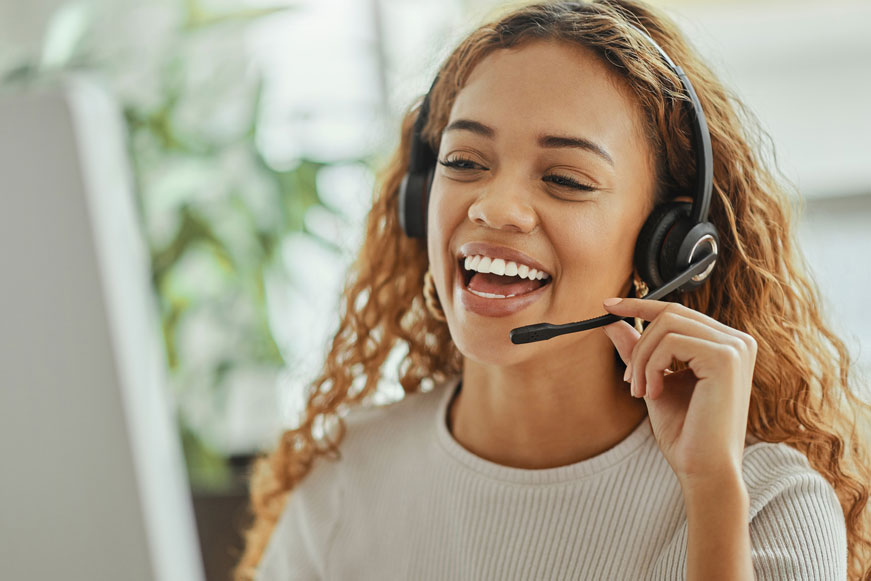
[456,242,551,277]
[454,264,550,318]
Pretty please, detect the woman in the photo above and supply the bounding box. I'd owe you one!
[236,1,871,579]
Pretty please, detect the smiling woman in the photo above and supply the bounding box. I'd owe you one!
[235,1,871,580]
[426,40,654,363]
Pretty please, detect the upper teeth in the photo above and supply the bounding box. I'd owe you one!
[463,255,550,281]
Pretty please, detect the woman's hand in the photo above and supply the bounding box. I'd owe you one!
[601,297,757,488]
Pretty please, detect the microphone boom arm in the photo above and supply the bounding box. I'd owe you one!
[509,252,717,344]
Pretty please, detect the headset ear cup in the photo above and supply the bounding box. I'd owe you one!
[672,221,720,290]
[399,86,438,239]
[398,169,430,239]
[634,201,690,289]
[422,166,434,238]
[398,172,411,237]
[660,214,695,282]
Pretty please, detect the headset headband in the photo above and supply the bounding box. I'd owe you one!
[401,13,713,234]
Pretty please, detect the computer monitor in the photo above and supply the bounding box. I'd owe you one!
[0,76,206,581]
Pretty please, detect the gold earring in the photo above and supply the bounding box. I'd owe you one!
[633,275,649,299]
[423,268,447,323]
[632,274,648,334]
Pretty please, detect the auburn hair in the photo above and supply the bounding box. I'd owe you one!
[234,1,871,578]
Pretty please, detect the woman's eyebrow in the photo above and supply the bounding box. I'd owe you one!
[442,118,614,166]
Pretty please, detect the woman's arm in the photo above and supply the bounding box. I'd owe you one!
[682,469,754,581]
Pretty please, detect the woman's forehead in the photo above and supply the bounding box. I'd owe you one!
[444,40,647,155]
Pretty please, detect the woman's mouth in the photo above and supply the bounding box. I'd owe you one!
[455,255,552,317]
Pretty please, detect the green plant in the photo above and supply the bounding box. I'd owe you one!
[1,0,376,490]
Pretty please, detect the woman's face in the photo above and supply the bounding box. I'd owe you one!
[426,40,657,365]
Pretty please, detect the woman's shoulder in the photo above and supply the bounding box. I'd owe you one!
[338,377,456,452]
[741,438,842,523]
[739,440,848,576]
[258,378,458,579]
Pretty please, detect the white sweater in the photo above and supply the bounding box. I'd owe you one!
[256,376,847,580]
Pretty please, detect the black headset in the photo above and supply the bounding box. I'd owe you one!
[397,10,719,345]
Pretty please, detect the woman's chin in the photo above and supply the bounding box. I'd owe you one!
[449,322,542,366]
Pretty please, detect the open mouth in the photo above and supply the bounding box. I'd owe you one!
[458,256,552,299]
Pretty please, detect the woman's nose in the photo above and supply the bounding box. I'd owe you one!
[467,181,539,234]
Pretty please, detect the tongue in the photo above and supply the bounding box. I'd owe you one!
[468,272,544,296]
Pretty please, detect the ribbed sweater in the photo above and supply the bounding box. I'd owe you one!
[256,376,847,580]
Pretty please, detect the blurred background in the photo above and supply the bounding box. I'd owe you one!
[1,0,869,578]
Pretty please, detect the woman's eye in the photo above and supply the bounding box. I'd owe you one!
[543,174,596,192]
[438,157,596,193]
[439,156,481,171]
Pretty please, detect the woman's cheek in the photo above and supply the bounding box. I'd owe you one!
[545,215,616,284]
[426,186,449,267]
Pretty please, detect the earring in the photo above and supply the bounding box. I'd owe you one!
[633,275,649,299]
[423,268,447,323]
[632,274,648,334]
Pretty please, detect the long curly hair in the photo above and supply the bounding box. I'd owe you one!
[234,1,871,578]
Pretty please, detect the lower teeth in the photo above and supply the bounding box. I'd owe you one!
[469,289,517,299]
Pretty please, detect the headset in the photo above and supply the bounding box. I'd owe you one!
[398,6,719,345]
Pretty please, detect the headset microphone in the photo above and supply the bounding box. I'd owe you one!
[509,251,716,344]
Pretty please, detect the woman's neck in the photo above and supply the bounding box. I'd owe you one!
[449,339,647,469]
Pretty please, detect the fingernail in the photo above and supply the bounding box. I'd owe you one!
[623,366,631,382]
[631,376,637,397]
[603,297,623,307]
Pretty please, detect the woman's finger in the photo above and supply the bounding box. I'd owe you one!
[631,311,743,397]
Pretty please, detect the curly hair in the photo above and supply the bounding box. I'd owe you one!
[234,1,871,578]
